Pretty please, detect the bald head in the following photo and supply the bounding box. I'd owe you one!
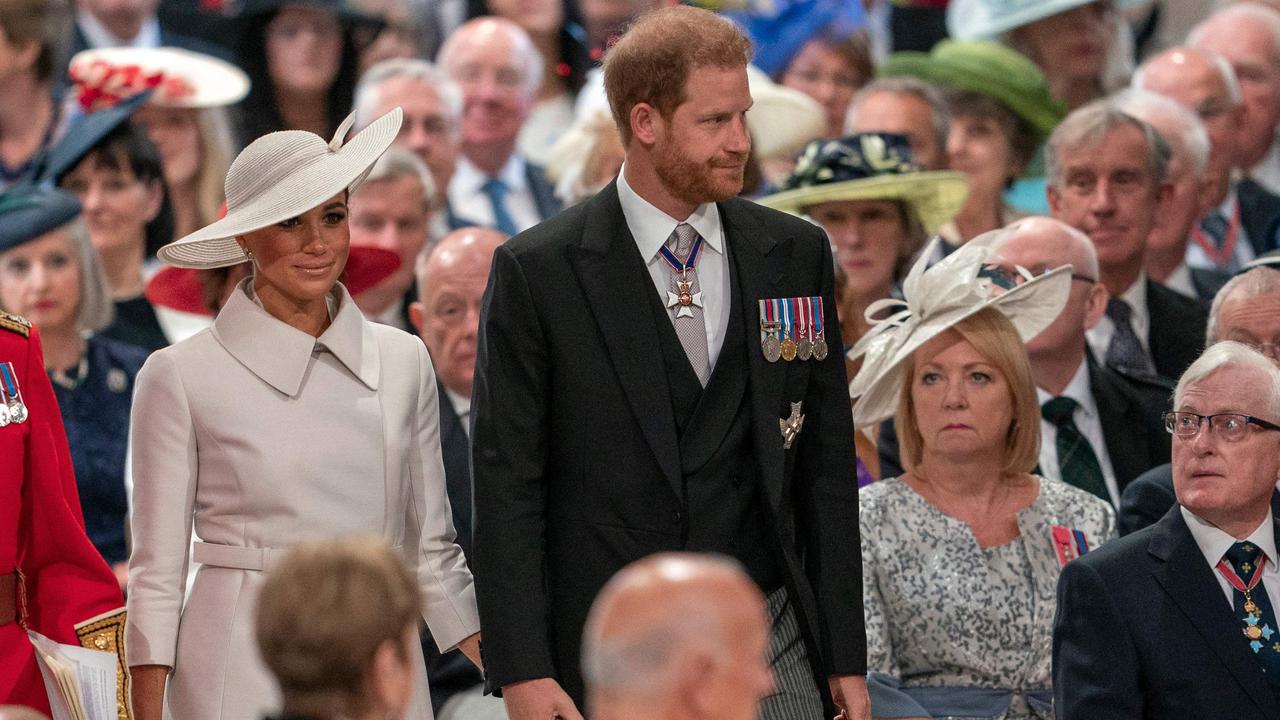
[411,228,505,397]
[994,217,1099,280]
[582,554,773,720]
[1190,3,1280,169]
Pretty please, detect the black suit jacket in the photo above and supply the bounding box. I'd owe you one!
[1054,508,1280,719]
[471,181,865,704]
[1189,266,1232,303]
[1146,278,1208,383]
[1118,463,1280,535]
[525,161,562,223]
[1237,178,1280,256]
[877,355,1171,495]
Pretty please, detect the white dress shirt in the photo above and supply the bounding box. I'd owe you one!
[616,164,731,369]
[1181,507,1280,613]
[446,387,470,438]
[447,154,542,234]
[76,11,161,48]
[1162,261,1196,300]
[1036,360,1121,506]
[1086,272,1150,363]
[1186,187,1257,273]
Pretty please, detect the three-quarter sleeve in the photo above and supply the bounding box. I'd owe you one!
[406,340,480,651]
[125,350,199,668]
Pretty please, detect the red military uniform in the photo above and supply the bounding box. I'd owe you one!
[0,312,125,713]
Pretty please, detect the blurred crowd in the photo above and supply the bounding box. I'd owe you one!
[5,0,1280,718]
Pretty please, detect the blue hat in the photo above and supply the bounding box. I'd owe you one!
[0,185,83,253]
[34,89,151,185]
[724,0,865,78]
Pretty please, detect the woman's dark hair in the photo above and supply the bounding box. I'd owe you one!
[57,121,175,258]
[466,0,590,94]
[235,4,362,144]
[944,88,1041,185]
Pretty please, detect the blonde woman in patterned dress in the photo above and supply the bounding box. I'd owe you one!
[847,235,1115,719]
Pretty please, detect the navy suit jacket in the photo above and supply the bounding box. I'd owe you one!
[1054,508,1280,719]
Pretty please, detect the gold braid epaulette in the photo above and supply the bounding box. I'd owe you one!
[75,607,132,720]
[0,311,31,338]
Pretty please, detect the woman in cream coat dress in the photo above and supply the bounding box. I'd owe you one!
[124,108,482,720]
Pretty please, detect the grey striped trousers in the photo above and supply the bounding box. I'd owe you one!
[761,586,826,720]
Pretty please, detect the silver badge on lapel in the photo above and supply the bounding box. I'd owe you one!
[780,401,805,450]
[107,367,128,393]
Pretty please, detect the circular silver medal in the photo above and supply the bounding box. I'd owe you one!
[763,334,782,363]
[0,402,9,427]
[9,399,26,424]
[797,338,813,361]
[813,338,829,361]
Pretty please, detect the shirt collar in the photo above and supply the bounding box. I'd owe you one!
[454,154,528,196]
[1036,358,1097,418]
[1119,270,1149,320]
[445,387,470,418]
[213,278,380,396]
[616,164,724,263]
[1181,505,1279,570]
[76,11,161,48]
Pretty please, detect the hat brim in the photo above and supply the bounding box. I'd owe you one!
[157,108,403,269]
[878,53,1063,139]
[758,171,970,234]
[37,91,152,184]
[849,244,1072,429]
[69,47,251,109]
[947,0,1149,40]
[746,66,826,161]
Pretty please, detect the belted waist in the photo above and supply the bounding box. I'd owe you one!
[0,571,15,626]
[193,541,403,572]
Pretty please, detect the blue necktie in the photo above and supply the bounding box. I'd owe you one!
[1223,542,1280,690]
[482,178,520,237]
[1104,298,1155,377]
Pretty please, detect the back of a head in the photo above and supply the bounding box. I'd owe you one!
[601,6,752,145]
[255,538,421,716]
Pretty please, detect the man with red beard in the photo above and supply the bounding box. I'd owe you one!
[437,17,561,237]
[1046,99,1208,383]
[470,7,869,720]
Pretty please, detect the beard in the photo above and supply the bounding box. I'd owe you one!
[652,139,747,206]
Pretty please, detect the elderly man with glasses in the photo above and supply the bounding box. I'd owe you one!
[1118,265,1280,534]
[1053,341,1280,719]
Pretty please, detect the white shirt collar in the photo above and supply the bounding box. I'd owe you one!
[616,164,724,263]
[445,387,470,418]
[1162,261,1196,299]
[76,11,161,48]
[1117,270,1150,336]
[453,154,528,197]
[1181,506,1278,571]
[1036,358,1096,417]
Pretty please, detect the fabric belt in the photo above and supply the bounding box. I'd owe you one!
[193,541,403,572]
[0,572,15,626]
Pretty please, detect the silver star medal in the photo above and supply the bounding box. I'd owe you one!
[667,276,703,319]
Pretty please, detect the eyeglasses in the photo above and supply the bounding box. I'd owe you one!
[1163,411,1280,442]
[977,264,1096,291]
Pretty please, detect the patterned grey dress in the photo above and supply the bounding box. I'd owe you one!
[860,477,1116,720]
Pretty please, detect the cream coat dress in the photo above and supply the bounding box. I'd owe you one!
[125,280,480,720]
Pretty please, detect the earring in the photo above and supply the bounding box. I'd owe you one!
[242,247,253,260]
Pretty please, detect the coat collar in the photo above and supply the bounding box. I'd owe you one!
[212,279,380,396]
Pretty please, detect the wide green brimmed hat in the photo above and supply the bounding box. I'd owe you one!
[879,39,1065,140]
[758,132,969,234]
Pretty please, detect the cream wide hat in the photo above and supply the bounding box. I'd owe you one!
[69,47,250,110]
[847,230,1072,429]
[158,108,403,269]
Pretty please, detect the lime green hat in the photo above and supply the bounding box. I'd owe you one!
[879,39,1066,141]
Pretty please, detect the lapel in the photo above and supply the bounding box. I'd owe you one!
[435,381,473,550]
[1149,509,1280,714]
[1089,356,1148,489]
[571,183,683,500]
[723,199,790,509]
[525,162,563,222]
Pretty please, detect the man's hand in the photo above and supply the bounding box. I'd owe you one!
[829,674,871,720]
[502,677,584,720]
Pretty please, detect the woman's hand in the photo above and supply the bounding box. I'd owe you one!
[456,632,483,671]
[129,665,170,720]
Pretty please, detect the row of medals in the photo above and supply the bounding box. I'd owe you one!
[0,383,28,427]
[761,322,829,363]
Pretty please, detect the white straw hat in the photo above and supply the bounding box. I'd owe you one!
[847,231,1071,429]
[947,0,1148,40]
[158,108,403,269]
[745,65,825,161]
[69,47,250,110]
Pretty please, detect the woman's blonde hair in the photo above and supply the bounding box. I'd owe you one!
[194,107,236,229]
[255,537,421,717]
[893,307,1040,477]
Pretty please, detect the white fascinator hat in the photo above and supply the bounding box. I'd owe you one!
[847,230,1072,429]
[157,108,403,269]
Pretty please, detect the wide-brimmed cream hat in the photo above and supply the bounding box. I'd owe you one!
[158,108,403,269]
[745,65,825,161]
[69,47,250,111]
[847,230,1071,429]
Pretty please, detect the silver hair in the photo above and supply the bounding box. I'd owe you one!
[1111,88,1211,179]
[357,146,436,210]
[1190,3,1280,71]
[1206,266,1280,345]
[70,219,115,333]
[845,77,949,164]
[437,17,544,101]
[1174,341,1280,419]
[1132,47,1243,108]
[1045,99,1170,190]
[353,57,463,130]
